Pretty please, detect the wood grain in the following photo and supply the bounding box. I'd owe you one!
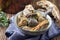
[0,27,7,40]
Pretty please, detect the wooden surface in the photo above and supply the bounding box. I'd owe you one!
[0,0,60,40]
[0,27,6,40]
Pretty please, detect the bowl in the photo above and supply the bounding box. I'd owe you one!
[13,11,52,36]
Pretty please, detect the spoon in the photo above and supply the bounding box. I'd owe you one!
[44,6,53,17]
[37,6,53,17]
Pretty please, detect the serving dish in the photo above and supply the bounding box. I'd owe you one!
[13,10,52,36]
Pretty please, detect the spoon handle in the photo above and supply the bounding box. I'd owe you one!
[44,6,53,17]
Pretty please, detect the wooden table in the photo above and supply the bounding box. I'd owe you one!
[0,0,60,40]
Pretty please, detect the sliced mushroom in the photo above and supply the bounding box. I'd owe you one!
[28,18,38,27]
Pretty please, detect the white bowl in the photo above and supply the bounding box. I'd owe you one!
[13,11,53,35]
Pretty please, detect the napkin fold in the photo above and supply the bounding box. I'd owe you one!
[5,16,60,40]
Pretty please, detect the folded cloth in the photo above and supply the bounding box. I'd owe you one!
[5,16,60,40]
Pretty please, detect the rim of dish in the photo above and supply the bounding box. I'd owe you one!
[14,11,52,32]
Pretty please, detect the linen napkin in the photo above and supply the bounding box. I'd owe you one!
[5,16,60,40]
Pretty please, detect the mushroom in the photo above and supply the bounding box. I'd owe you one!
[28,18,38,27]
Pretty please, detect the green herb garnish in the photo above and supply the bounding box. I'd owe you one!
[0,11,9,27]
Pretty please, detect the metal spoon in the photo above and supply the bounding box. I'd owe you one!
[44,6,53,17]
[37,6,53,17]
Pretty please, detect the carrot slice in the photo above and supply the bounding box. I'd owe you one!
[30,20,48,31]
